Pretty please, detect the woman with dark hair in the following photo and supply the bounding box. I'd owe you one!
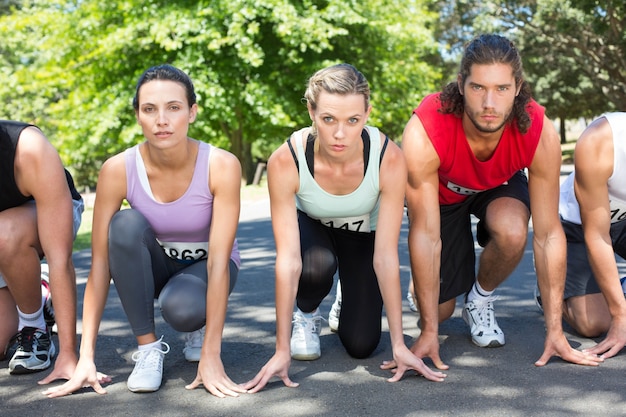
[44,64,245,397]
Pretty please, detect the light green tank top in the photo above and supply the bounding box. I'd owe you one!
[294,125,381,232]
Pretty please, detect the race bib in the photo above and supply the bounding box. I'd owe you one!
[316,214,371,233]
[609,199,626,224]
[157,240,208,262]
[446,180,508,196]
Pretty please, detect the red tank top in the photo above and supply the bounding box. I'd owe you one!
[414,93,544,205]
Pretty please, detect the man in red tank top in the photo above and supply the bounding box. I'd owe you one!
[385,34,603,376]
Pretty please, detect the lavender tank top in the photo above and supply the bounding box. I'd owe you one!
[125,141,240,267]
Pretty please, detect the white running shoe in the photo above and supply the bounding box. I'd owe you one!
[8,327,56,374]
[127,337,170,393]
[406,290,418,312]
[183,326,205,362]
[328,285,342,332]
[462,296,505,348]
[291,308,322,361]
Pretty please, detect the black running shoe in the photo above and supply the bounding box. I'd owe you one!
[8,327,56,374]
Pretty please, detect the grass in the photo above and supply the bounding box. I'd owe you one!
[73,206,93,252]
[561,141,575,164]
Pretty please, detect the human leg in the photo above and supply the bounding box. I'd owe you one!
[0,287,17,360]
[0,204,45,320]
[108,209,175,392]
[334,228,382,359]
[296,212,337,312]
[109,209,176,341]
[158,260,239,361]
[437,201,476,322]
[474,197,529,292]
[0,204,57,372]
[291,212,337,360]
[472,171,530,292]
[462,172,531,347]
[159,259,238,331]
[561,220,620,337]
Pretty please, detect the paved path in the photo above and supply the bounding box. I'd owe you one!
[3,174,626,416]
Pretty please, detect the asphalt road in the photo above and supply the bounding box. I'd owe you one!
[2,168,626,417]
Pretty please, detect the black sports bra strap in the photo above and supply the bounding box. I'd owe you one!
[305,135,315,176]
[362,129,370,175]
[287,137,299,170]
[379,135,389,166]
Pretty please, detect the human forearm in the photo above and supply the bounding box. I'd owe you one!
[586,239,626,318]
[533,231,566,334]
[77,269,111,360]
[203,260,231,356]
[274,259,300,353]
[410,237,442,334]
[48,260,77,355]
[374,257,405,350]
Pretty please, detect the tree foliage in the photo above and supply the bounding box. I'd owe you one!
[0,0,441,186]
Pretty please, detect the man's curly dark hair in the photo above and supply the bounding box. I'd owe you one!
[439,34,532,134]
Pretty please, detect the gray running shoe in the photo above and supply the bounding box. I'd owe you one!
[8,326,56,374]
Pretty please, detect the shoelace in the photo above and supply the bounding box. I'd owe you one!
[471,296,499,329]
[16,327,44,353]
[292,313,324,341]
[131,342,171,372]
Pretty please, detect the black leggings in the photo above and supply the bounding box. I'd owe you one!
[108,209,238,336]
[297,211,382,359]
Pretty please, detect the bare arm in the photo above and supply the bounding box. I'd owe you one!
[574,117,626,358]
[374,138,406,353]
[80,156,126,360]
[44,153,127,397]
[530,116,602,367]
[186,147,246,397]
[400,115,447,370]
[244,137,302,392]
[376,133,446,383]
[528,116,566,338]
[15,127,77,382]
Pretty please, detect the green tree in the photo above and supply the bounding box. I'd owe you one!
[0,0,441,187]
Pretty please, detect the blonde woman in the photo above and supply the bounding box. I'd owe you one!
[245,64,446,392]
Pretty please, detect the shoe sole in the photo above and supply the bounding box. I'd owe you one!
[127,385,160,393]
[471,339,505,348]
[291,352,321,361]
[9,360,52,374]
